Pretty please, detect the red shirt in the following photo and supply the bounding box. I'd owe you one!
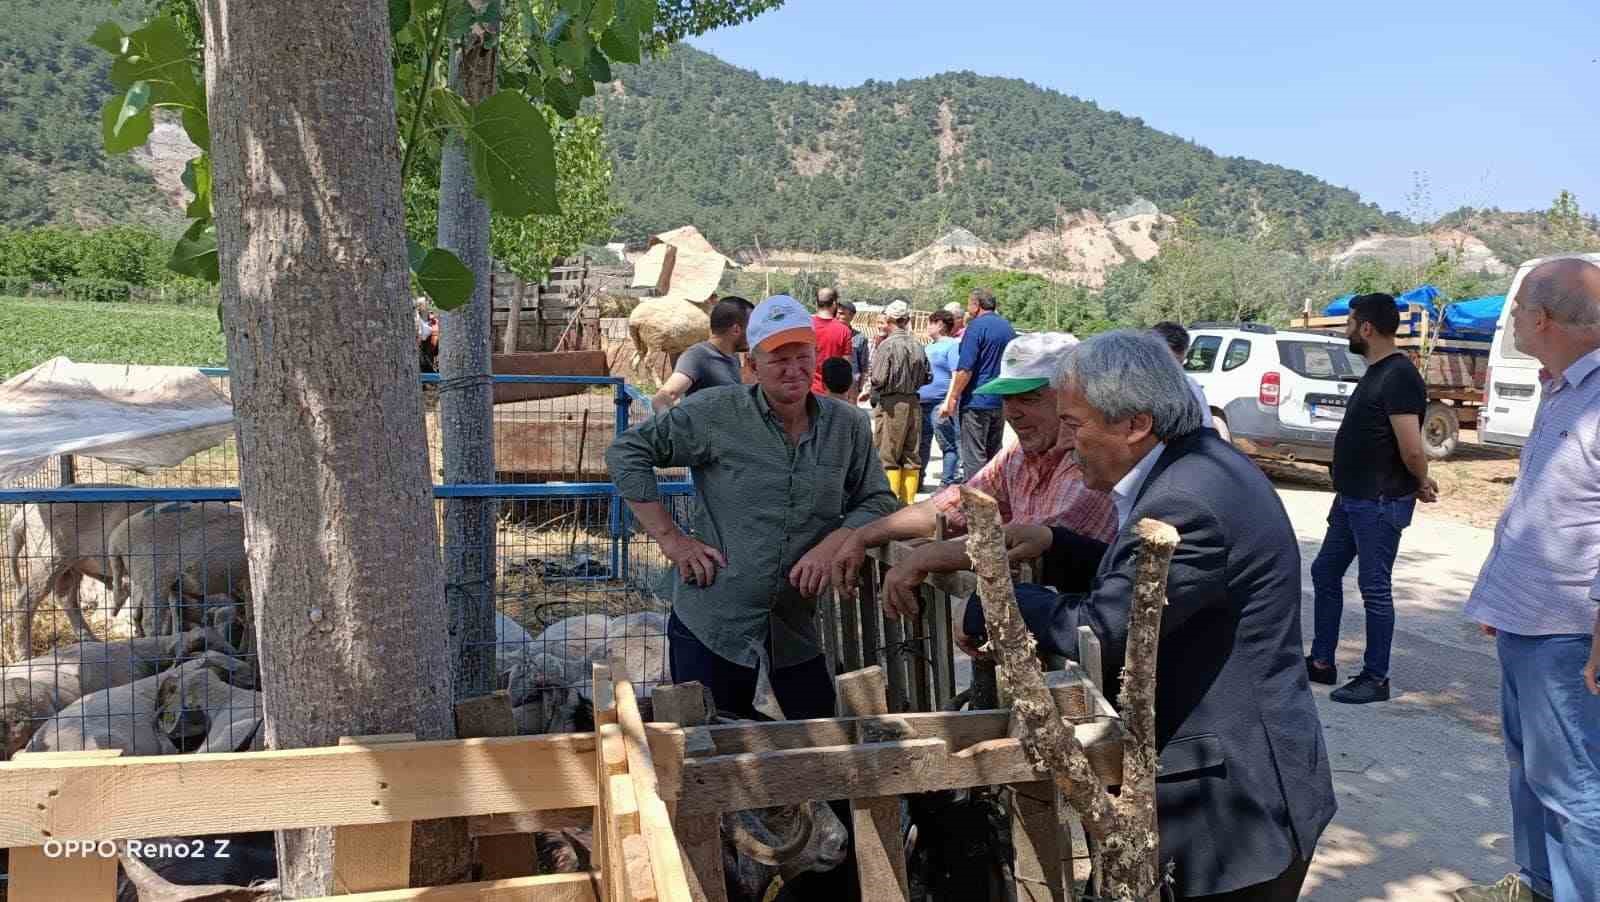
[810,314,855,394]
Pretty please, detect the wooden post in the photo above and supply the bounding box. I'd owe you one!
[959,487,1178,902]
[57,454,76,486]
[334,734,417,893]
[1075,627,1104,697]
[834,666,910,902]
[502,278,524,354]
[454,692,538,880]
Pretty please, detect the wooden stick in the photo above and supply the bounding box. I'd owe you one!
[835,667,910,902]
[958,486,1177,902]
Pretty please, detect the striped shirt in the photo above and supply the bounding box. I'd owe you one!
[931,433,1118,543]
[1464,347,1600,636]
[607,384,900,668]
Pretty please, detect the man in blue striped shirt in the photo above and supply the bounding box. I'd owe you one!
[1454,257,1600,902]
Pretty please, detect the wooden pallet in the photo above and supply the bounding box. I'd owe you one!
[0,676,690,902]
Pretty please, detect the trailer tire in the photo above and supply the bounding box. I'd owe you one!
[1423,402,1459,460]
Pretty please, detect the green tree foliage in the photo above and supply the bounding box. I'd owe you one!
[945,270,1115,335]
[0,0,180,230]
[1546,190,1595,252]
[0,224,214,299]
[596,46,1406,259]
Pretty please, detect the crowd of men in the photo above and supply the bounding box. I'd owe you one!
[606,256,1600,902]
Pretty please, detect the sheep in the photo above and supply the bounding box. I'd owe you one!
[116,833,277,902]
[628,298,710,378]
[108,502,251,640]
[154,655,263,753]
[5,485,160,662]
[494,610,534,677]
[509,651,592,736]
[533,613,611,661]
[25,651,253,756]
[0,627,234,758]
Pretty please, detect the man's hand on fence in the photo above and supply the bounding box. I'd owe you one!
[791,527,853,597]
[661,533,726,587]
[882,559,928,619]
[829,532,869,600]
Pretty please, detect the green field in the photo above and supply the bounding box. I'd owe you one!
[0,295,227,380]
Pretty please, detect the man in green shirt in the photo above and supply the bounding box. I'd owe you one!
[606,294,899,719]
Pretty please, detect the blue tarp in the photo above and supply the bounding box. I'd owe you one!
[1323,285,1442,317]
[1439,295,1505,338]
[1321,287,1504,340]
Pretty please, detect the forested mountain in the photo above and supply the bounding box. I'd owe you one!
[593,45,1408,257]
[0,0,180,231]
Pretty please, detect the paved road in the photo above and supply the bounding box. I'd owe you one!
[1280,485,1512,901]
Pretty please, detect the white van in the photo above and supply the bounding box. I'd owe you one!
[1480,252,1600,449]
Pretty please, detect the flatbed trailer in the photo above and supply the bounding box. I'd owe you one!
[1292,303,1492,459]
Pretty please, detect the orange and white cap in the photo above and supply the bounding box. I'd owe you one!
[746,295,817,353]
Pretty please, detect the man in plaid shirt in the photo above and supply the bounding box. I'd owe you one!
[830,332,1117,614]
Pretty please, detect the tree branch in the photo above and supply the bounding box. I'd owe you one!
[958,486,1178,902]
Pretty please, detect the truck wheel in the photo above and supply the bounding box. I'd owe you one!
[1423,402,1459,460]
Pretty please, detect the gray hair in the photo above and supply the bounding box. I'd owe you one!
[1052,330,1203,440]
[1517,255,1600,328]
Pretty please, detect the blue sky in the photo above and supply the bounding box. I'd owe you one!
[688,0,1598,221]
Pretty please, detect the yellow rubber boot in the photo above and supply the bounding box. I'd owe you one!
[886,467,905,500]
[901,468,922,503]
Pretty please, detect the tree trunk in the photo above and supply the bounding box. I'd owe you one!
[199,0,457,894]
[436,14,500,703]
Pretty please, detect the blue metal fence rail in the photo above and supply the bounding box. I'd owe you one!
[16,369,689,583]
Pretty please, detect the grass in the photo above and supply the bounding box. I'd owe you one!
[0,295,227,381]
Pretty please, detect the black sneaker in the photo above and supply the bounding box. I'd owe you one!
[1305,656,1337,686]
[1330,672,1390,704]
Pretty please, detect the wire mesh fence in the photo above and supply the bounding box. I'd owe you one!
[0,372,698,766]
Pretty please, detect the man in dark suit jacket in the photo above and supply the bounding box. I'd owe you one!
[959,330,1336,901]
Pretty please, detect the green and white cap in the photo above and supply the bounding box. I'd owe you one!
[974,332,1079,396]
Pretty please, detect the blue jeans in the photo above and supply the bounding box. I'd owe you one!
[1498,630,1600,901]
[1308,493,1415,679]
[919,401,963,486]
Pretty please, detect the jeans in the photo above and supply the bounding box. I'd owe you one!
[666,611,836,720]
[1308,493,1415,680]
[920,400,963,486]
[1497,631,1600,901]
[959,406,1005,482]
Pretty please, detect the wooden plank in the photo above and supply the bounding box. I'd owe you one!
[7,749,123,902]
[502,282,525,354]
[609,774,648,901]
[615,681,691,902]
[594,664,619,899]
[7,844,118,902]
[818,589,841,677]
[928,589,956,708]
[835,667,909,902]
[881,612,908,714]
[298,871,599,901]
[675,723,1123,816]
[1009,781,1065,902]
[1075,627,1103,696]
[911,587,935,710]
[335,733,416,893]
[651,710,1012,758]
[455,694,536,880]
[839,573,864,673]
[857,557,883,677]
[674,812,726,902]
[0,733,598,848]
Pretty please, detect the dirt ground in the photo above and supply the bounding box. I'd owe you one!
[1256,430,1519,530]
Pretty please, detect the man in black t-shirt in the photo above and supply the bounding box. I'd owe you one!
[649,297,754,412]
[1306,294,1438,705]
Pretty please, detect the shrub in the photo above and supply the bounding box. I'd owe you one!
[0,275,32,297]
[64,277,133,304]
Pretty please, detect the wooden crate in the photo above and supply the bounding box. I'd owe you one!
[0,676,690,902]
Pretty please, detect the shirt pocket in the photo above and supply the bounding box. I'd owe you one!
[813,465,845,518]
